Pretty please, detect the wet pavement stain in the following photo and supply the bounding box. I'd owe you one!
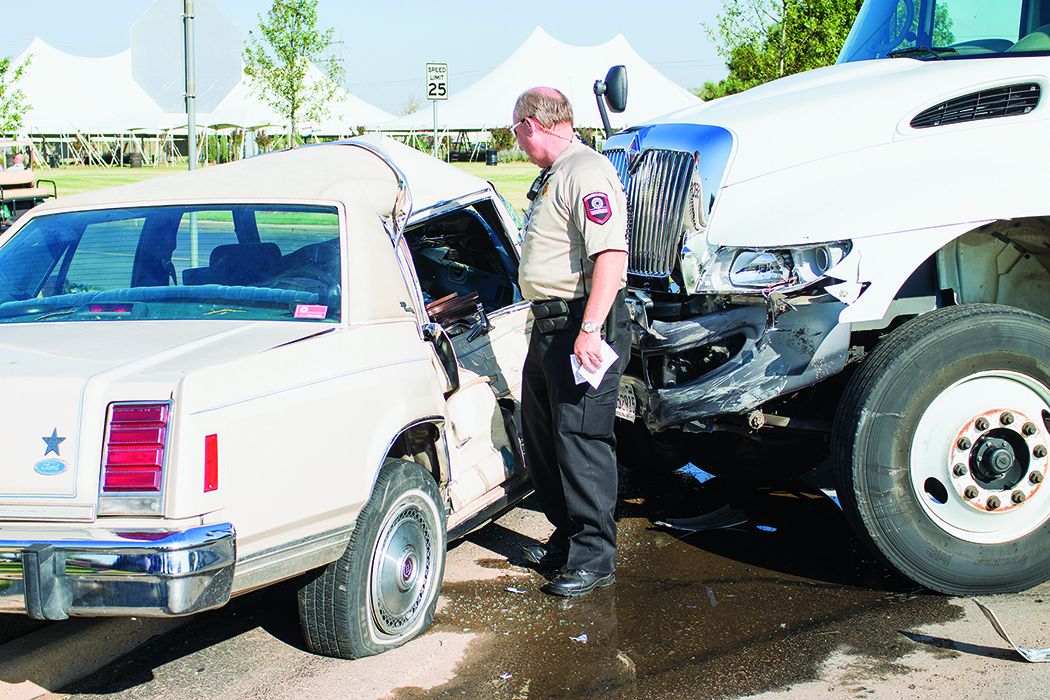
[396,466,963,699]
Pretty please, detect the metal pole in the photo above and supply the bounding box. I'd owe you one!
[432,100,438,158]
[184,0,197,171]
[185,1,199,267]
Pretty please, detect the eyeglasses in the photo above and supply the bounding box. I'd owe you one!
[512,117,529,134]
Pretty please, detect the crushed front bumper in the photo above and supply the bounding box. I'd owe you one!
[628,296,850,431]
[0,523,236,621]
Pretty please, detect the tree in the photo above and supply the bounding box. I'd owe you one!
[400,92,421,116]
[701,0,861,100]
[243,0,344,147]
[0,54,32,134]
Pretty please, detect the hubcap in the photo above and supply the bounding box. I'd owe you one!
[370,494,436,637]
[910,371,1050,544]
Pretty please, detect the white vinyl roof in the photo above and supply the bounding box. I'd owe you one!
[31,135,494,221]
[380,27,702,132]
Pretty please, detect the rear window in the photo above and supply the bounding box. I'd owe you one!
[0,205,342,323]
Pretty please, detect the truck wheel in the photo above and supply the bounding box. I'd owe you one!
[298,458,447,659]
[833,304,1050,594]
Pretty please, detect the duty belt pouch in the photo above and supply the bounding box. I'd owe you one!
[532,299,572,333]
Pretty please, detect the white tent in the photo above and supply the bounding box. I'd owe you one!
[11,37,394,136]
[380,27,702,132]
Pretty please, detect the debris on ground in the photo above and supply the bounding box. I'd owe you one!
[974,598,1050,662]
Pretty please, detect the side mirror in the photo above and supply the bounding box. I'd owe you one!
[423,322,461,397]
[593,65,628,139]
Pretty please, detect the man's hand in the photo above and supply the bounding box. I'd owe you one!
[574,328,603,372]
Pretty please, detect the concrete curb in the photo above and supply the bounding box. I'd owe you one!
[0,616,194,693]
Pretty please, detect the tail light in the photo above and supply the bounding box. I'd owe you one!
[102,403,170,493]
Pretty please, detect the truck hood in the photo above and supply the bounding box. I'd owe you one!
[652,56,1050,249]
[0,321,327,510]
[664,57,1043,186]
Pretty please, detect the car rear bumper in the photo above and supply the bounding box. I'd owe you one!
[0,522,236,621]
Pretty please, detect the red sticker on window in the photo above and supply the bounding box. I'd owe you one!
[583,192,612,225]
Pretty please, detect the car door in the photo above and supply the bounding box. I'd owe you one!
[404,194,532,526]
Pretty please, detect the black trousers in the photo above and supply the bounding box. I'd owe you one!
[521,299,630,574]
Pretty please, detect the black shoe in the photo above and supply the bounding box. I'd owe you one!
[520,543,568,568]
[542,569,615,597]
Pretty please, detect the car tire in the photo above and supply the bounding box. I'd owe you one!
[833,303,1050,594]
[298,458,447,659]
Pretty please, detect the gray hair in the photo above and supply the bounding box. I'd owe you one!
[514,87,573,129]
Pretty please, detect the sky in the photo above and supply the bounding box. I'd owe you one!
[0,0,729,116]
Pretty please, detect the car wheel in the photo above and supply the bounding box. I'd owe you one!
[833,304,1050,594]
[298,458,447,659]
[614,418,687,473]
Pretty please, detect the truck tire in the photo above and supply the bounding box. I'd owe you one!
[833,304,1050,594]
[298,458,447,658]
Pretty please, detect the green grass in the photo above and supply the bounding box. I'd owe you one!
[42,166,179,197]
[38,160,539,218]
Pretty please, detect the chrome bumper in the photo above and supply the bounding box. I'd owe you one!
[0,523,236,621]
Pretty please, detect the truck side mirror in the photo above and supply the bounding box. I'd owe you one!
[594,65,628,139]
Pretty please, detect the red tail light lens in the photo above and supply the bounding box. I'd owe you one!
[102,403,170,493]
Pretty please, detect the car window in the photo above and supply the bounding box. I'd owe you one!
[0,205,342,323]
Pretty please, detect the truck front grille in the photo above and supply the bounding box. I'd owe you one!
[605,149,695,279]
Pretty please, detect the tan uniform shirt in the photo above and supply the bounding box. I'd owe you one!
[518,139,628,302]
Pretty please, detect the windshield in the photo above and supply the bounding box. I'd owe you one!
[0,204,342,324]
[838,0,1050,63]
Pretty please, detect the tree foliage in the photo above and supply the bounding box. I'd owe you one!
[243,0,343,146]
[0,54,32,134]
[702,0,861,100]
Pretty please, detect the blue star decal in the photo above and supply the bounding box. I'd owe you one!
[42,428,66,456]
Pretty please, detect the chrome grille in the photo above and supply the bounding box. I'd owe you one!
[606,149,696,278]
[911,83,1040,128]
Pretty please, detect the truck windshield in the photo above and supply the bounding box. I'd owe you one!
[838,0,1049,63]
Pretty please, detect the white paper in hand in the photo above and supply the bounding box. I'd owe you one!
[570,340,619,389]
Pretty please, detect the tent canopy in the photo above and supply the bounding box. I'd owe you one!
[11,37,394,136]
[380,27,702,133]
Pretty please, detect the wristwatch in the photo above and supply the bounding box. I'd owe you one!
[581,321,601,334]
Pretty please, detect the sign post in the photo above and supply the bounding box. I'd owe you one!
[426,63,448,158]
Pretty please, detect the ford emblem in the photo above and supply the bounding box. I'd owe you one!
[34,459,67,476]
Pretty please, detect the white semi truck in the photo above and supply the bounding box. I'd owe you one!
[602,0,1050,594]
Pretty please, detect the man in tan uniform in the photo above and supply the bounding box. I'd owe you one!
[512,86,629,597]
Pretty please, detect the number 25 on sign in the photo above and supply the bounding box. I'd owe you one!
[427,63,448,100]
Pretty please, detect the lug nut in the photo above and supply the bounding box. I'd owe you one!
[964,486,979,499]
[987,496,1001,510]
[952,463,967,477]
[1023,422,1039,436]
[1012,490,1027,504]
[1035,445,1048,459]
[975,417,990,431]
[1031,472,1044,485]
[1001,412,1015,426]
[958,437,972,450]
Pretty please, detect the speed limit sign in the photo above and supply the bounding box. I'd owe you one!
[426,63,448,101]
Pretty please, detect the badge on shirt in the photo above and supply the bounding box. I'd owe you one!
[583,192,612,225]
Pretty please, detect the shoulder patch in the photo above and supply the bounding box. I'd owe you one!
[583,191,612,225]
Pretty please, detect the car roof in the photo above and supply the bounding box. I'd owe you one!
[30,135,494,222]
